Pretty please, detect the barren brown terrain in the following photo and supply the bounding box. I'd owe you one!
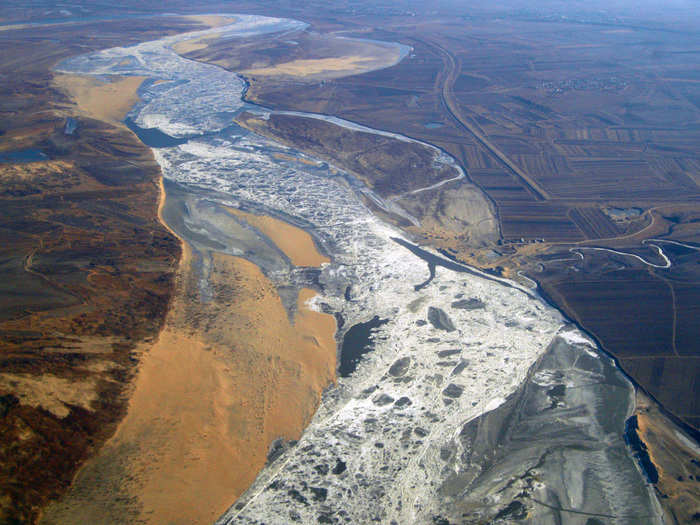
[0,13,221,524]
[237,111,457,199]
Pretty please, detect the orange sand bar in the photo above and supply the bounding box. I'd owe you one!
[52,74,146,128]
[228,208,330,267]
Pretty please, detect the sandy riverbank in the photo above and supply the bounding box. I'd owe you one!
[41,182,337,524]
[635,392,700,524]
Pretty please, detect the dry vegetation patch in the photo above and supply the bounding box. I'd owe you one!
[0,373,98,419]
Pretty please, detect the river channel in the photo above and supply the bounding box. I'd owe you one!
[55,15,664,524]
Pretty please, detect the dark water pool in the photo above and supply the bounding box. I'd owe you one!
[64,117,78,135]
[0,149,47,163]
[339,316,389,377]
[624,415,659,483]
[124,117,188,148]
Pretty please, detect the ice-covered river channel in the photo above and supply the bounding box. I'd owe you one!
[56,14,664,525]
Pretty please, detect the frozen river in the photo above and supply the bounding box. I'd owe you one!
[56,15,663,524]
